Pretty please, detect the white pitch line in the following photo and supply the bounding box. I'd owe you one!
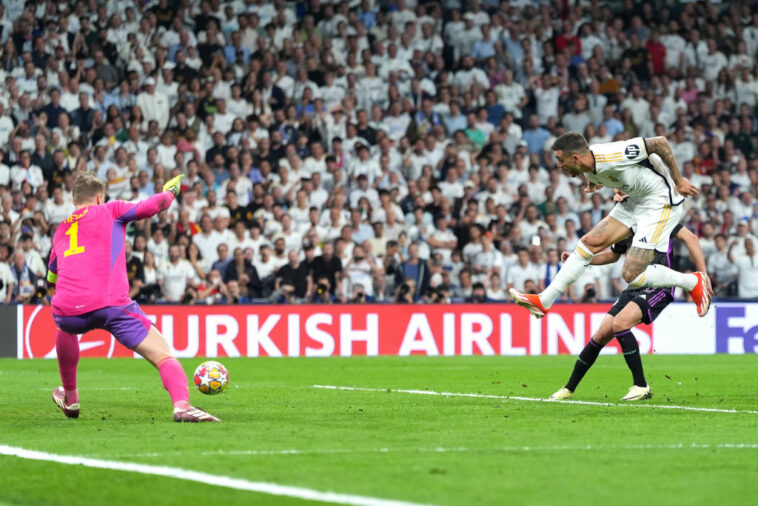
[105,442,758,460]
[0,445,428,506]
[39,387,133,393]
[313,385,758,415]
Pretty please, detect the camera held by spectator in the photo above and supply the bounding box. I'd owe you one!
[312,276,333,304]
[395,278,416,304]
[429,285,450,304]
[581,284,597,303]
[351,283,366,304]
[180,286,198,305]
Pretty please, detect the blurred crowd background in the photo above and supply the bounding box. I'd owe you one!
[0,0,757,305]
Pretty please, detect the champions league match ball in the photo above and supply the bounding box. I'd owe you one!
[193,361,229,395]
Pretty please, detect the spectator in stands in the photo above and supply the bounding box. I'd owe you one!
[728,238,758,299]
[274,250,312,302]
[224,247,262,300]
[0,0,756,308]
[138,250,161,304]
[159,244,199,303]
[10,251,36,303]
[506,247,540,294]
[0,243,15,304]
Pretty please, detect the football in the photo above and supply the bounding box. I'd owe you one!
[193,361,229,395]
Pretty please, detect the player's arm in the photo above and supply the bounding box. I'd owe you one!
[644,136,698,196]
[590,249,621,265]
[46,249,58,286]
[676,227,714,297]
[674,227,707,275]
[114,175,184,223]
[581,175,602,193]
[110,191,174,223]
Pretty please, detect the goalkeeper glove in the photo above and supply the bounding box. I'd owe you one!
[162,174,185,197]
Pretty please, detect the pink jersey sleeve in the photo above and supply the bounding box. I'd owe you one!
[106,191,175,223]
[47,246,58,285]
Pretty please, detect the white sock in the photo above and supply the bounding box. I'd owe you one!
[540,241,595,308]
[629,264,697,291]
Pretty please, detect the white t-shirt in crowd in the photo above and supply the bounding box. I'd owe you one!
[159,260,198,301]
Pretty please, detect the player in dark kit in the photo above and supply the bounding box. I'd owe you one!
[550,220,712,401]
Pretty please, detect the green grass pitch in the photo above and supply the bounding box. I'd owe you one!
[0,355,756,505]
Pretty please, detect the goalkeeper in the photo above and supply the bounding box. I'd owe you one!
[47,172,219,422]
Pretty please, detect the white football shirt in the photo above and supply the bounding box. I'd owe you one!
[586,137,684,206]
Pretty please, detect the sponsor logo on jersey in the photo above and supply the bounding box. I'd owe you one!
[624,144,641,158]
[638,237,648,243]
[65,207,89,224]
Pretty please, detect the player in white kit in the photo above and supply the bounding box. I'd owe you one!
[509,132,711,318]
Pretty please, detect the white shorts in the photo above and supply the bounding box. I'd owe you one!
[609,199,684,252]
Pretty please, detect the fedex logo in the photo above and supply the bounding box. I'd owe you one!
[716,306,758,354]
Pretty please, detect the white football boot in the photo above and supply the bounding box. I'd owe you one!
[621,385,652,401]
[549,387,574,400]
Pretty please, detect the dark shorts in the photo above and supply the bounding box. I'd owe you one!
[608,288,674,325]
[53,301,152,349]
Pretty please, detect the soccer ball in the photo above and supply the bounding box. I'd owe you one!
[193,361,229,395]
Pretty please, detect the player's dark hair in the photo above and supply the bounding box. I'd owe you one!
[551,132,589,154]
[72,171,106,205]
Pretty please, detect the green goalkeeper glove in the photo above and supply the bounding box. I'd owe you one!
[163,174,185,197]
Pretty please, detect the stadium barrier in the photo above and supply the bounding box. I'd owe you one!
[0,305,16,357]
[10,303,758,359]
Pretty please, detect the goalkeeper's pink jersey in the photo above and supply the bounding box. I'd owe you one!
[48,191,175,316]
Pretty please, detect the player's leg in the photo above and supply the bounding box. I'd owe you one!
[550,314,614,400]
[133,327,219,422]
[56,330,80,404]
[132,326,190,409]
[552,290,636,399]
[622,247,697,292]
[105,302,219,422]
[616,289,674,400]
[611,303,648,388]
[530,214,631,310]
[622,204,710,316]
[51,314,91,418]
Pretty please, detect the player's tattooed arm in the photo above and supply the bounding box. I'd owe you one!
[645,136,698,197]
[621,246,655,284]
[645,136,682,182]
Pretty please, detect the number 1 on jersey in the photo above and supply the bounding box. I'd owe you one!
[64,221,85,257]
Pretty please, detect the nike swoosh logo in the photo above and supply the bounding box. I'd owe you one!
[79,341,103,352]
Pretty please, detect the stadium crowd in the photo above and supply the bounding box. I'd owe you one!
[0,0,757,305]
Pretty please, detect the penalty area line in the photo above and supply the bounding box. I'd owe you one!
[0,445,428,506]
[313,385,758,415]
